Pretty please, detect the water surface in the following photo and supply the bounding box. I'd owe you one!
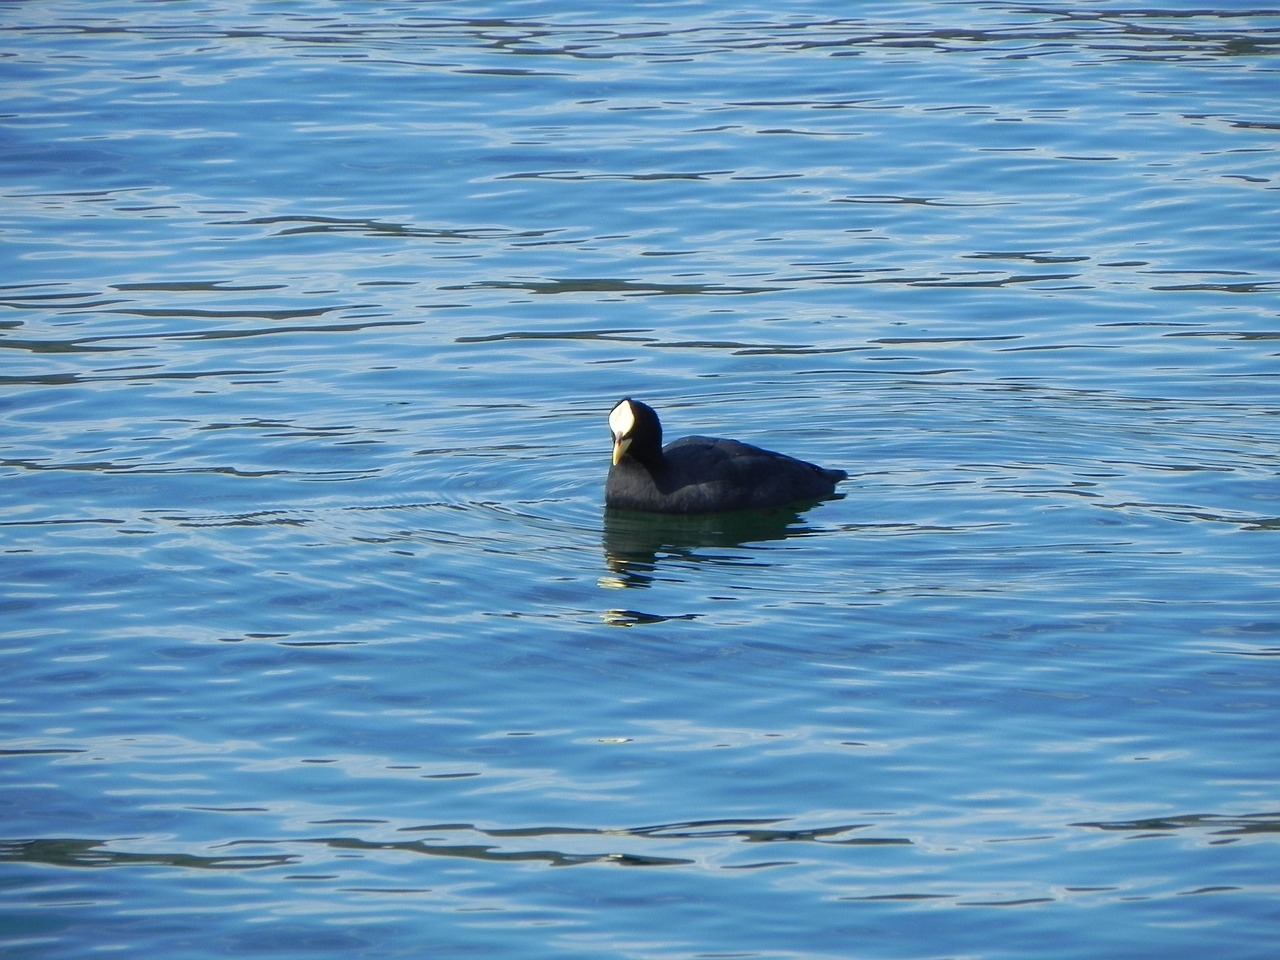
[2,3,1278,959]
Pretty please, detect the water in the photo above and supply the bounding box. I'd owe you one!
[2,2,1278,958]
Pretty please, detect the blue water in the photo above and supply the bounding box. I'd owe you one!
[2,3,1278,958]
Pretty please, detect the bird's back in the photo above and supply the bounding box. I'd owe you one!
[606,435,846,514]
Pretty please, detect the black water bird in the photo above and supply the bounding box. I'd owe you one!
[605,398,847,514]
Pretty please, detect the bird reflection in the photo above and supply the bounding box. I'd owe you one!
[600,500,833,590]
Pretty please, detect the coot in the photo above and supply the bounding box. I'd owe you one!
[605,397,847,514]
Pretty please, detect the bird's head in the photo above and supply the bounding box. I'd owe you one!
[609,397,662,466]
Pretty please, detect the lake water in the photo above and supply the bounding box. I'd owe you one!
[2,2,1278,958]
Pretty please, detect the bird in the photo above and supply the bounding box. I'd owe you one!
[605,397,847,514]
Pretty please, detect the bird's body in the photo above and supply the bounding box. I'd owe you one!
[605,398,847,514]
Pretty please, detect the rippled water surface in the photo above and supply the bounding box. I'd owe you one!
[2,2,1278,958]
